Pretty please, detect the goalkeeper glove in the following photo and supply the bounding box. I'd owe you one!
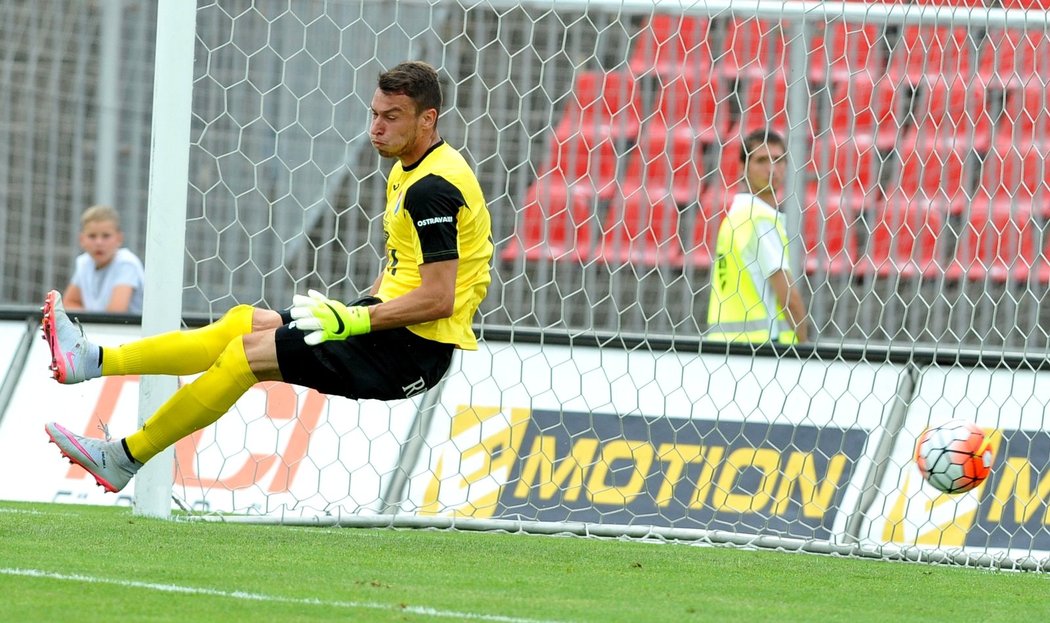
[289,289,371,345]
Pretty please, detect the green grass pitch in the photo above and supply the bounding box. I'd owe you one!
[0,501,1047,622]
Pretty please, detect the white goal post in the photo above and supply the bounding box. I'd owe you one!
[135,0,195,519]
[125,0,1050,571]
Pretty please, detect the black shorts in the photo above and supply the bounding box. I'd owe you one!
[274,297,454,400]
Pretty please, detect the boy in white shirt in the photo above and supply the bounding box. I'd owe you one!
[63,205,144,314]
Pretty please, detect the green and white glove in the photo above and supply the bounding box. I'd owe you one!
[289,289,371,345]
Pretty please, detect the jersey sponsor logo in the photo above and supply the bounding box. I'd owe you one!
[416,216,454,227]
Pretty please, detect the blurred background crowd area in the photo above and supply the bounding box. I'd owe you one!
[4,0,1050,350]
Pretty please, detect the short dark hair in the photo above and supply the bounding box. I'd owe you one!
[739,128,786,164]
[377,61,442,116]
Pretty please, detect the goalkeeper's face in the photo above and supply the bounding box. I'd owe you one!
[369,89,436,162]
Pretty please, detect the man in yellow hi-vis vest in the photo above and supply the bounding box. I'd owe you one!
[707,128,809,344]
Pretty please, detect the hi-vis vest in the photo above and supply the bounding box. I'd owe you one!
[706,195,798,344]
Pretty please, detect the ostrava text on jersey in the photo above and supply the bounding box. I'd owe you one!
[379,140,493,350]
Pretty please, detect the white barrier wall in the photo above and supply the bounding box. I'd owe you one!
[0,323,143,506]
[0,321,419,513]
[0,319,1048,561]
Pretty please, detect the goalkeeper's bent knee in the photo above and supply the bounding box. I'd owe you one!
[125,335,258,463]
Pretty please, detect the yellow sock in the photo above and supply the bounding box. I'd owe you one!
[124,336,258,463]
[102,305,254,377]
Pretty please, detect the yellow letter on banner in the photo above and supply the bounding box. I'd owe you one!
[985,457,1050,524]
[587,440,654,505]
[419,405,530,517]
[655,443,704,507]
[711,448,782,513]
[770,452,847,518]
[514,436,599,502]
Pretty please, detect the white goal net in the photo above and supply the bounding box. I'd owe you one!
[4,0,1050,571]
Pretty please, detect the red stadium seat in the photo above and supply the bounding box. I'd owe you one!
[553,70,641,146]
[686,191,724,269]
[979,143,1050,214]
[887,25,976,85]
[877,0,991,6]
[908,79,990,150]
[803,192,856,276]
[979,28,1050,88]
[809,135,883,201]
[698,186,733,216]
[732,73,789,137]
[896,136,975,212]
[712,142,744,195]
[651,74,723,143]
[719,18,786,81]
[500,176,597,263]
[621,123,704,207]
[544,71,640,201]
[599,186,684,267]
[545,132,620,201]
[827,78,899,149]
[808,20,884,87]
[1000,0,1050,8]
[991,83,1050,149]
[629,14,714,78]
[623,75,720,206]
[856,197,946,279]
[947,200,1038,282]
[915,0,995,5]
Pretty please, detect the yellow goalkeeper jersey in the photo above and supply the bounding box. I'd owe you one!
[378,141,493,350]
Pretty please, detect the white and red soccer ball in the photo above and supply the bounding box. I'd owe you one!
[915,419,994,494]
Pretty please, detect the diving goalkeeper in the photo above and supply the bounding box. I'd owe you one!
[43,60,493,493]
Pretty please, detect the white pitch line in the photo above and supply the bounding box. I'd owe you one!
[0,507,80,517]
[2,568,570,623]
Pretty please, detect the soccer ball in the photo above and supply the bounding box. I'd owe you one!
[915,419,994,494]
